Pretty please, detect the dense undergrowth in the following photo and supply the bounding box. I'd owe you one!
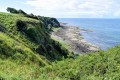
[40,46,120,80]
[0,8,120,80]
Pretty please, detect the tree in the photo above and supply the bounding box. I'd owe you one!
[18,9,27,15]
[30,13,34,17]
[6,7,19,14]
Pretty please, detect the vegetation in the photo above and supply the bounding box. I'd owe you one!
[0,8,120,80]
[0,11,69,61]
[39,46,120,80]
[6,7,60,32]
[38,16,60,32]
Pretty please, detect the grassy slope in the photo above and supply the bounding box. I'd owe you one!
[0,12,50,79]
[0,12,73,79]
[0,12,68,61]
[0,12,62,79]
[0,12,120,80]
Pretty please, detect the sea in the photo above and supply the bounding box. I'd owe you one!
[57,18,120,50]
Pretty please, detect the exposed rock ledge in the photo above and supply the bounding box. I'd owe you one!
[51,22,100,55]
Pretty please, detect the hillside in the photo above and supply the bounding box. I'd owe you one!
[0,10,71,79]
[0,8,120,80]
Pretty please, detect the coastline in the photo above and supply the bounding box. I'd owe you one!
[51,22,100,55]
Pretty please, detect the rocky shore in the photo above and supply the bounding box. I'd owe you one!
[51,23,100,55]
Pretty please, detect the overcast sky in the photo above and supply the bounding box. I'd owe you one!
[0,0,120,18]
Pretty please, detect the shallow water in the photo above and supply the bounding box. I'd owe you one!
[57,18,120,50]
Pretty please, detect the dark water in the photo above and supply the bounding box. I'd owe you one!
[57,18,120,50]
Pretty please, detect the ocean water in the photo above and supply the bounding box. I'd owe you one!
[57,18,120,50]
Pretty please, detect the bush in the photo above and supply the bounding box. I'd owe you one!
[25,27,37,40]
[18,9,27,15]
[15,19,27,31]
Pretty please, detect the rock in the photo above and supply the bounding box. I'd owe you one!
[51,22,100,55]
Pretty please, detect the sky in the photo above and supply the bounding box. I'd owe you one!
[0,0,120,18]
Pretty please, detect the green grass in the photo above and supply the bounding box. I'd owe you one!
[52,27,61,31]
[0,12,39,48]
[0,31,48,79]
[1,12,120,80]
[0,12,66,79]
[0,31,47,65]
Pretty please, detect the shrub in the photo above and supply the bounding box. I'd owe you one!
[25,27,36,40]
[15,19,27,31]
[18,9,27,15]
